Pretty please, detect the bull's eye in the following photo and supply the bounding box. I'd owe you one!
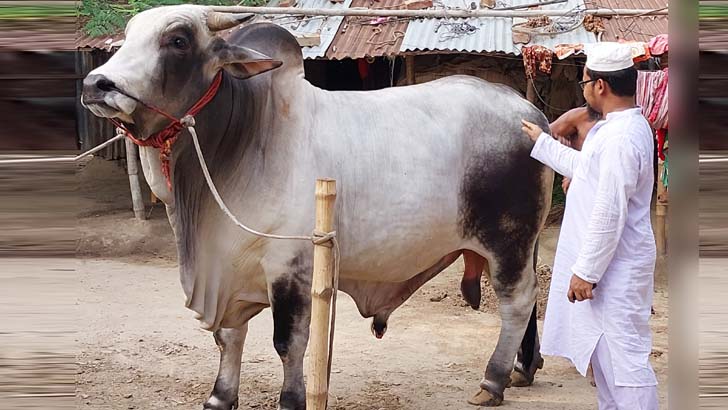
[172,36,189,50]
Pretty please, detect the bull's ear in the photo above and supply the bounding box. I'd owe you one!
[216,44,282,80]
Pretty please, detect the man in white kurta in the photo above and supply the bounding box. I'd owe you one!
[522,42,658,409]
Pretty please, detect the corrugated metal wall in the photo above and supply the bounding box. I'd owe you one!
[75,49,125,160]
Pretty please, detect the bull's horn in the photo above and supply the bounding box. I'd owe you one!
[206,11,255,31]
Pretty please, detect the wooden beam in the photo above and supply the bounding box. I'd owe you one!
[210,5,668,18]
[125,138,146,220]
[296,33,321,47]
[406,55,416,85]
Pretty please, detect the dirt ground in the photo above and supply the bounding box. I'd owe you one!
[75,159,669,409]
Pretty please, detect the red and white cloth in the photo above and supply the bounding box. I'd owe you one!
[647,34,668,55]
[636,68,668,129]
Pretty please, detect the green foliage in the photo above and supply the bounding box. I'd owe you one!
[78,0,266,37]
[78,0,129,37]
[700,4,728,19]
[0,5,76,20]
[552,174,565,207]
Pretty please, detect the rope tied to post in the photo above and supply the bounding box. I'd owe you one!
[312,230,337,247]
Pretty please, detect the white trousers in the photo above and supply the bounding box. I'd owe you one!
[590,336,659,410]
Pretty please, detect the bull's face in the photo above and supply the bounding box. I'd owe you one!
[82,5,281,138]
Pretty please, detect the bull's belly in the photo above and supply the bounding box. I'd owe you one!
[338,227,463,282]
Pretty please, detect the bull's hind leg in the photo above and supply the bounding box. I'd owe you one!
[270,266,312,410]
[468,253,538,407]
[510,303,542,387]
[510,241,544,388]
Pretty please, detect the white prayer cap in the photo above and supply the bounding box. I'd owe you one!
[585,42,635,72]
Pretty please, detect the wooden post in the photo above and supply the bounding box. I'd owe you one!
[406,55,416,85]
[526,78,537,104]
[655,161,667,255]
[306,178,337,410]
[125,137,146,220]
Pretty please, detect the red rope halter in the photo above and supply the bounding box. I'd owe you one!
[111,71,223,191]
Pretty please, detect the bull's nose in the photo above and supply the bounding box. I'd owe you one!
[82,74,116,101]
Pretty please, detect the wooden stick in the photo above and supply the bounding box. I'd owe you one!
[125,138,146,220]
[306,178,337,410]
[655,162,667,256]
[526,78,537,104]
[496,0,567,11]
[210,5,668,18]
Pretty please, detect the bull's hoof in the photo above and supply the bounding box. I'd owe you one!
[203,396,238,410]
[278,390,306,410]
[509,370,533,387]
[508,356,544,388]
[467,388,503,407]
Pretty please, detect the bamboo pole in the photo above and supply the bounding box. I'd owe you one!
[125,137,146,220]
[210,5,668,18]
[655,162,667,255]
[306,178,337,410]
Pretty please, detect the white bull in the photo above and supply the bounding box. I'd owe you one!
[82,5,554,409]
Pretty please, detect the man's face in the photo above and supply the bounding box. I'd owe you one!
[581,68,602,117]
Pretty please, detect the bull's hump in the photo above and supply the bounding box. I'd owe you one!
[224,23,304,76]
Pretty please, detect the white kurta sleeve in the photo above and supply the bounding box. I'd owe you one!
[571,139,641,284]
[529,132,581,178]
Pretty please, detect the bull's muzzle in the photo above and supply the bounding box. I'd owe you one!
[81,74,136,119]
[82,74,115,104]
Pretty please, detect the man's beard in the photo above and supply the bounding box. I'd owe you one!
[586,104,602,120]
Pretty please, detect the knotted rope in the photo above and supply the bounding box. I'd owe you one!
[110,71,224,191]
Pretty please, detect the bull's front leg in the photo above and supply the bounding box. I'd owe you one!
[204,327,247,410]
[270,270,312,410]
[204,302,267,410]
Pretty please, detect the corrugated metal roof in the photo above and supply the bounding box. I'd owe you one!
[75,32,125,51]
[326,0,409,60]
[268,0,353,59]
[598,0,667,42]
[400,0,597,55]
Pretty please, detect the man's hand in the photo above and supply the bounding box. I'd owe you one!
[521,120,543,142]
[555,135,573,147]
[567,274,596,303]
[562,177,572,194]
